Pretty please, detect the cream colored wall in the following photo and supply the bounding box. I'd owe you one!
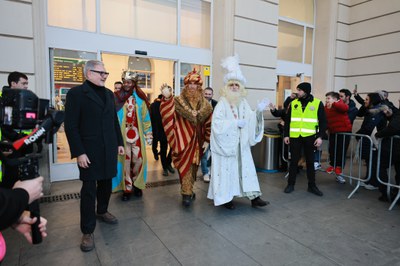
[0,0,36,91]
[334,0,400,105]
[212,0,278,109]
[312,0,338,100]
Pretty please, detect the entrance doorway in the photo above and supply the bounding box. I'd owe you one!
[49,49,210,182]
[276,75,311,107]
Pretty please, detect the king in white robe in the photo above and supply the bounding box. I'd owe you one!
[207,97,264,206]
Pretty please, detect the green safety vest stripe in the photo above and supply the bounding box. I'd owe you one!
[289,98,320,138]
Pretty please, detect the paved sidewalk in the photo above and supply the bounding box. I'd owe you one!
[3,170,400,265]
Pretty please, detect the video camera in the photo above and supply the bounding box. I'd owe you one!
[0,87,64,244]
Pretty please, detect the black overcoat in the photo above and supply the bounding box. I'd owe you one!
[64,81,123,181]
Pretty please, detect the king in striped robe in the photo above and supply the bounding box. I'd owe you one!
[159,70,213,205]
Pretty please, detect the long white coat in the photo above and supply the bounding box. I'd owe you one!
[207,97,264,206]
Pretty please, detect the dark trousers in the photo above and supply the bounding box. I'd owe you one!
[80,179,112,234]
[288,136,316,186]
[152,138,159,158]
[329,132,351,167]
[159,138,172,170]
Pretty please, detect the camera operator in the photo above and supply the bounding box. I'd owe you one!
[1,72,34,189]
[0,176,47,262]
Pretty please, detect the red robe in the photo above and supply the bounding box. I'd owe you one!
[160,95,212,178]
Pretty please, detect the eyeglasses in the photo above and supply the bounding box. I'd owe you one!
[90,70,109,76]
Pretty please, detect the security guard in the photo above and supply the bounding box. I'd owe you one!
[283,82,327,196]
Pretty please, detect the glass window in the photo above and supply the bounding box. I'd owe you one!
[279,0,314,25]
[100,0,177,44]
[181,0,211,49]
[47,0,96,32]
[180,63,209,89]
[278,21,303,63]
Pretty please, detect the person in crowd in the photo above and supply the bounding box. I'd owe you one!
[1,71,33,190]
[113,81,123,93]
[0,177,48,262]
[201,87,217,182]
[113,71,152,201]
[160,69,213,207]
[375,109,400,202]
[5,71,29,90]
[207,55,269,209]
[380,90,398,113]
[324,91,352,184]
[354,87,397,113]
[283,82,327,196]
[64,60,124,252]
[150,91,175,176]
[269,93,298,171]
[355,92,389,190]
[150,95,161,161]
[339,88,358,124]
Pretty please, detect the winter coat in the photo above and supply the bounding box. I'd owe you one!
[325,99,352,133]
[356,104,388,160]
[64,81,123,181]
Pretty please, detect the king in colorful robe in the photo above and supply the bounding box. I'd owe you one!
[113,71,152,201]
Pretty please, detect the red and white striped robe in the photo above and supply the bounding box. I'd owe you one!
[160,96,212,178]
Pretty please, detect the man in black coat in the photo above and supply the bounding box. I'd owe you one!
[64,60,124,252]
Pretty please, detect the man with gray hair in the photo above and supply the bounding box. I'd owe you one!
[64,60,124,252]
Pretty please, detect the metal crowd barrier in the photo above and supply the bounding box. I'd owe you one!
[334,133,374,199]
[376,135,400,211]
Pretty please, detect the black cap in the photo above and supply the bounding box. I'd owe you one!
[297,82,311,95]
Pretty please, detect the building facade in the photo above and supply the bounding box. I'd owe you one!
[1,0,399,189]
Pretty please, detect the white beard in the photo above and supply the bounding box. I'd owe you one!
[225,90,243,106]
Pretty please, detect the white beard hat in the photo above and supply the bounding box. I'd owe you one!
[221,54,246,86]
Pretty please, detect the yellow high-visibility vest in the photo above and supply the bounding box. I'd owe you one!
[289,98,320,138]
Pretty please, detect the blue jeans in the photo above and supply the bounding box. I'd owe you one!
[201,147,210,175]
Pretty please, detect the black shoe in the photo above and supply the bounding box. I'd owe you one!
[162,169,168,176]
[284,184,294,193]
[121,192,131,201]
[251,197,269,207]
[154,153,159,160]
[167,165,175,174]
[308,185,323,196]
[133,185,143,197]
[223,201,235,210]
[182,193,196,207]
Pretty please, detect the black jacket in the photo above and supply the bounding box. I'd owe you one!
[64,81,123,181]
[347,99,358,124]
[210,99,218,110]
[356,104,388,159]
[0,188,29,230]
[150,99,166,142]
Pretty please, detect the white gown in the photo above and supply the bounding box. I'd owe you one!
[207,97,264,206]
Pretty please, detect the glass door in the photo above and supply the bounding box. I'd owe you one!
[49,48,97,181]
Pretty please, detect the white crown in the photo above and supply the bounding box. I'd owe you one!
[221,54,246,85]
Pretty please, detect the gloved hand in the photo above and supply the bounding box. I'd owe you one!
[257,97,270,112]
[160,83,172,99]
[237,120,246,128]
[202,142,209,154]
